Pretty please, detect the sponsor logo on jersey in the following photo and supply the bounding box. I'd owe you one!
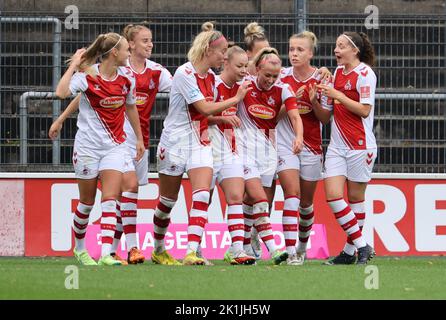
[99,96,126,109]
[297,101,313,114]
[248,104,276,120]
[136,92,149,107]
[222,106,237,116]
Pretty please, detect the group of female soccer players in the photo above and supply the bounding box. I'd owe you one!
[51,20,377,266]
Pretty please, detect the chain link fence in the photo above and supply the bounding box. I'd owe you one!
[0,12,445,172]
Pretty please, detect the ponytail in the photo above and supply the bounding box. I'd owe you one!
[187,21,225,64]
[67,32,123,75]
[244,22,268,52]
[357,32,375,67]
[342,31,375,67]
[252,47,281,68]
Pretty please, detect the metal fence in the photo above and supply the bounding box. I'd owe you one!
[0,12,445,172]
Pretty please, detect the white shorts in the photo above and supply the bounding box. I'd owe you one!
[72,142,127,180]
[243,155,277,188]
[277,152,323,181]
[123,147,149,186]
[323,147,377,183]
[211,154,244,189]
[157,143,213,176]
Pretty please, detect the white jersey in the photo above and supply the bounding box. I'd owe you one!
[124,59,172,150]
[208,75,240,164]
[330,62,377,150]
[159,62,215,150]
[69,64,136,152]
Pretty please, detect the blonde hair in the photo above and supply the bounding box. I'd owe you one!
[122,23,151,43]
[244,22,268,52]
[187,21,225,64]
[290,31,318,52]
[68,32,123,75]
[226,45,246,62]
[252,47,281,68]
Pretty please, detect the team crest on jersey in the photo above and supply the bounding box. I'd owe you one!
[94,84,101,91]
[251,91,258,98]
[267,96,275,107]
[99,96,125,109]
[219,95,225,101]
[122,85,129,95]
[149,79,156,90]
[248,104,276,120]
[344,80,352,91]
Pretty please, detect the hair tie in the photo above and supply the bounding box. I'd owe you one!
[101,35,123,57]
[341,34,360,52]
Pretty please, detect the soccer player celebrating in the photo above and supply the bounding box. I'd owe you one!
[50,24,172,265]
[207,45,256,265]
[55,33,144,266]
[276,31,332,265]
[154,22,250,265]
[242,22,270,259]
[238,47,303,265]
[317,32,377,265]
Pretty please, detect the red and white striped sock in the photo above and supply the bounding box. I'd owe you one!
[327,198,366,249]
[227,203,244,253]
[253,200,277,253]
[101,199,117,257]
[297,204,315,253]
[242,203,254,252]
[187,189,209,254]
[344,200,366,255]
[282,196,299,256]
[111,201,123,254]
[153,196,176,254]
[73,202,94,251]
[121,191,138,251]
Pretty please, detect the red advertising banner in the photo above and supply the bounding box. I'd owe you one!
[22,177,446,257]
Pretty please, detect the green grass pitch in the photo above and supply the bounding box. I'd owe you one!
[0,257,445,299]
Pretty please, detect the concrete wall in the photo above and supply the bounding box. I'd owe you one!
[2,0,445,14]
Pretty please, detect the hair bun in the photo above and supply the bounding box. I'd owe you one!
[201,21,215,32]
[244,22,264,36]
